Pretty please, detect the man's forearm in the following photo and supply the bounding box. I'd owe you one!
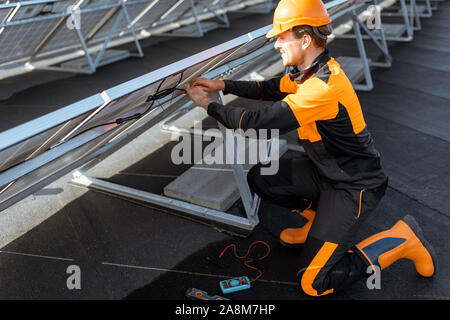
[207,102,244,129]
[207,100,298,135]
[223,78,288,101]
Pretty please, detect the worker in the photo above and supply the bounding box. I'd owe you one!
[184,0,437,296]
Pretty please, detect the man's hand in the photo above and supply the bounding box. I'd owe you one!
[184,84,214,110]
[190,78,225,92]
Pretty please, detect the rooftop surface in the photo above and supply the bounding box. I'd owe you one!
[0,2,449,302]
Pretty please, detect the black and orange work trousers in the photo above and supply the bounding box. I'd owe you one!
[247,154,388,296]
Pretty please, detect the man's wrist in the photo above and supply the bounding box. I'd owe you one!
[222,80,230,93]
[219,80,226,91]
[202,98,214,110]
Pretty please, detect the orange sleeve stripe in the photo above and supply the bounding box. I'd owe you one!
[300,242,338,297]
[238,111,246,135]
[356,189,365,220]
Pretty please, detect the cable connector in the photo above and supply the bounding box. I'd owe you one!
[115,113,142,124]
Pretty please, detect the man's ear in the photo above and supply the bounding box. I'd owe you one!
[302,34,312,50]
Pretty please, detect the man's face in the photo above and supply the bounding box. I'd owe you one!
[274,30,308,67]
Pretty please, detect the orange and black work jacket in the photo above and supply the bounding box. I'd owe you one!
[207,50,387,189]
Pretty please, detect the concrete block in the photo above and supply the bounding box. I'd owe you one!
[164,138,287,211]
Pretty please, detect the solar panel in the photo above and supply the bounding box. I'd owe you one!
[126,0,181,30]
[39,7,114,54]
[0,24,273,211]
[80,0,120,9]
[0,15,61,64]
[0,7,12,22]
[50,0,76,13]
[0,94,106,172]
[10,3,46,21]
[170,0,229,29]
[157,0,193,25]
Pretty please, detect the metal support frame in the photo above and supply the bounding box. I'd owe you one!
[331,3,385,91]
[158,0,230,38]
[84,6,122,44]
[335,0,413,43]
[351,9,374,91]
[34,0,144,74]
[71,173,258,230]
[71,91,264,231]
[422,0,439,11]
[227,0,274,14]
[121,1,144,58]
[72,10,97,73]
[392,0,433,18]
[190,0,207,37]
[28,0,87,61]
[418,0,433,17]
[93,8,126,69]
[379,0,421,35]
[336,2,392,71]
[409,0,422,31]
[198,0,230,27]
[215,93,259,225]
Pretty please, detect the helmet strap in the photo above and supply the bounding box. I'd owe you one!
[312,26,328,40]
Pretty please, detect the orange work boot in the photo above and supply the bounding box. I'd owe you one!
[280,208,316,247]
[355,215,437,277]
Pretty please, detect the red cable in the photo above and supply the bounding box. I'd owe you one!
[218,241,271,283]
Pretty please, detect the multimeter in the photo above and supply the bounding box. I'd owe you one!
[219,276,251,294]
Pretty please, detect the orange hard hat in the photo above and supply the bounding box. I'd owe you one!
[266,0,332,38]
